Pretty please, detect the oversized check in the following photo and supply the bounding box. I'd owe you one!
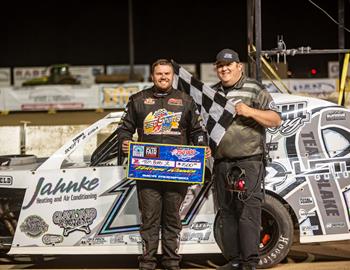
[127,142,206,184]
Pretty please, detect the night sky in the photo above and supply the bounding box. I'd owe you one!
[1,0,349,78]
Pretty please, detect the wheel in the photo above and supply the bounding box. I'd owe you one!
[258,194,294,268]
[213,194,294,269]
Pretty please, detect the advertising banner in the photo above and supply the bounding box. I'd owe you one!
[3,85,99,111]
[289,78,336,94]
[0,88,5,111]
[328,61,350,78]
[127,142,206,184]
[106,65,150,82]
[13,67,49,87]
[100,83,151,109]
[0,68,11,86]
[181,64,197,78]
[70,66,104,85]
[200,63,217,84]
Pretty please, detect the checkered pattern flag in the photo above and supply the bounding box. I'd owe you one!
[172,60,239,154]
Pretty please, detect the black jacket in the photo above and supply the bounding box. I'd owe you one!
[117,86,208,146]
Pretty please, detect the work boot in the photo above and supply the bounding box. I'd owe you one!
[216,261,241,270]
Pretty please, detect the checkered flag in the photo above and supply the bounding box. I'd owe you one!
[172,60,239,154]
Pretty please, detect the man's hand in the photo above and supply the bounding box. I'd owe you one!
[205,147,212,159]
[235,102,253,118]
[235,101,282,128]
[122,140,131,154]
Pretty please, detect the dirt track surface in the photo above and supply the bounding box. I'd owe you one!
[0,241,350,270]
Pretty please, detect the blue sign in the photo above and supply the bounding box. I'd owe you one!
[127,142,206,184]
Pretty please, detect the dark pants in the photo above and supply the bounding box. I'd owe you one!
[214,156,264,267]
[136,180,188,270]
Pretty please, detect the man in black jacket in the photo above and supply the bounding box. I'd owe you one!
[117,59,211,270]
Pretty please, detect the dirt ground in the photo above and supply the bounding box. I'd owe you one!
[1,241,350,270]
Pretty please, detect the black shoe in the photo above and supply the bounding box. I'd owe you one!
[216,261,241,270]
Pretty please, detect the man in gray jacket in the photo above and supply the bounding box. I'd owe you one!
[212,49,281,270]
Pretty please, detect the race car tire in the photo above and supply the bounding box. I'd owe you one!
[213,193,294,269]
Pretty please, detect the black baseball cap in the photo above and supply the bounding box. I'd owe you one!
[215,48,240,64]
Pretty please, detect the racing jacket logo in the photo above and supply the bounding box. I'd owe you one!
[144,98,155,105]
[144,109,181,135]
[168,98,183,106]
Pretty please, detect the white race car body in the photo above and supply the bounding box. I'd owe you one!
[1,93,349,268]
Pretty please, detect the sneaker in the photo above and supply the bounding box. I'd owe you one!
[216,261,241,270]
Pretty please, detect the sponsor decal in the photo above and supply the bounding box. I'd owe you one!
[144,109,181,135]
[144,146,159,158]
[53,208,97,236]
[20,215,48,238]
[301,225,319,231]
[344,190,350,216]
[299,197,314,205]
[144,98,155,105]
[70,193,97,201]
[325,111,346,121]
[268,102,310,136]
[64,127,98,155]
[65,132,86,154]
[268,100,278,111]
[299,209,316,219]
[132,145,144,157]
[110,235,125,244]
[23,176,100,209]
[265,162,291,192]
[316,175,340,217]
[42,234,64,245]
[0,175,12,185]
[293,157,350,181]
[129,234,142,243]
[259,235,290,265]
[197,134,205,144]
[168,98,183,106]
[190,221,211,230]
[80,237,107,245]
[326,222,345,229]
[181,230,211,241]
[267,142,278,151]
[171,148,199,161]
[98,179,211,235]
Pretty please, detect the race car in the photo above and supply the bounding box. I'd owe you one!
[0,92,349,268]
